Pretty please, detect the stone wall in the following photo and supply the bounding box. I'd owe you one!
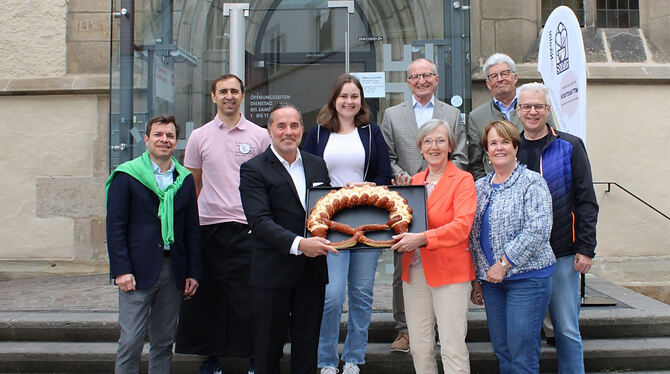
[0,93,109,278]
[471,0,670,70]
[587,83,670,296]
[470,0,542,69]
[0,0,111,78]
[67,0,112,74]
[0,1,67,79]
[0,0,109,279]
[641,0,670,58]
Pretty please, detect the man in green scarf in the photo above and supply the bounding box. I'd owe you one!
[106,114,202,373]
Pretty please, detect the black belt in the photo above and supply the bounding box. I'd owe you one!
[163,250,171,257]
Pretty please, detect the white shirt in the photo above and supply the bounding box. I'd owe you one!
[270,145,305,255]
[412,95,435,128]
[323,130,365,187]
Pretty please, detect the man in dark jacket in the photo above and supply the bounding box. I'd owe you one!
[106,114,202,373]
[467,53,522,180]
[516,83,599,374]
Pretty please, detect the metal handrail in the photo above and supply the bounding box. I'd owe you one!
[594,181,670,221]
[580,181,669,306]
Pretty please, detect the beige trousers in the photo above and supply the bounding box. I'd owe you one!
[403,265,471,374]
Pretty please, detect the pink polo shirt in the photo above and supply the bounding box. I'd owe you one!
[184,114,271,225]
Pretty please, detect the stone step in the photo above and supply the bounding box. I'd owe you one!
[0,312,119,343]
[3,308,670,343]
[366,306,670,342]
[1,338,670,373]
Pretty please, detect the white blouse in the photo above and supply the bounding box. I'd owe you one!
[323,130,365,187]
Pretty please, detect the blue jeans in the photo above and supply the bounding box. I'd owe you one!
[549,255,585,373]
[318,249,381,367]
[481,277,552,374]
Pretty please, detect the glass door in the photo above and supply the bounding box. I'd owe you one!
[244,1,378,135]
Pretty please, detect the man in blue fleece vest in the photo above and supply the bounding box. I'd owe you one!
[515,83,599,374]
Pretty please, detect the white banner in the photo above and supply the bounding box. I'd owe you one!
[538,6,587,141]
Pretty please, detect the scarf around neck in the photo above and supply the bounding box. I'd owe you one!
[105,151,191,246]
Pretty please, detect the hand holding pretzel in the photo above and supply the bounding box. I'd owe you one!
[306,185,413,249]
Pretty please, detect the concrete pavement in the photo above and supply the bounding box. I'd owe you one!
[0,250,400,313]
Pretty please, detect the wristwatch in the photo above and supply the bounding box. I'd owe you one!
[499,257,512,270]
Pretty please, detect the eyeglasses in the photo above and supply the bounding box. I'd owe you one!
[486,69,513,81]
[422,137,447,147]
[407,72,437,82]
[518,103,549,112]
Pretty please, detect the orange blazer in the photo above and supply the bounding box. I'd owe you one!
[402,161,477,287]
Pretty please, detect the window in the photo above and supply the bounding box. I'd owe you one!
[543,0,640,28]
[596,0,639,28]
[542,0,585,26]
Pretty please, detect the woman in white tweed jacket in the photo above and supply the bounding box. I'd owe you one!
[469,120,556,374]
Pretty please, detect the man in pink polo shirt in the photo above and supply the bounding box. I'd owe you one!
[176,74,270,374]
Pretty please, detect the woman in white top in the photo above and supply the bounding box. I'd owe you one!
[303,74,391,374]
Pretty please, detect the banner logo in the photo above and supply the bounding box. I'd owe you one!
[556,22,569,74]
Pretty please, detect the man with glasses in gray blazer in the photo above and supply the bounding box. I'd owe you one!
[467,53,554,180]
[380,58,466,353]
[467,53,523,180]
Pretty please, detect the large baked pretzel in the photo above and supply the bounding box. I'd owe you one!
[306,185,413,249]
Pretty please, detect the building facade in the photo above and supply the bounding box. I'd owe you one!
[1,0,668,302]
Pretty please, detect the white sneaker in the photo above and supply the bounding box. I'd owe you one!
[321,366,338,374]
[342,363,360,374]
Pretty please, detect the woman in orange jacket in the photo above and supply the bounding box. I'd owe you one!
[391,119,477,374]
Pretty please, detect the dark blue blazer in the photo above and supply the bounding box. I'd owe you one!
[106,171,202,290]
[302,124,391,186]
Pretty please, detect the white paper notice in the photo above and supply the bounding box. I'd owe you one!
[350,72,386,98]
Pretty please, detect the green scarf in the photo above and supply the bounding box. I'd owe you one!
[105,151,191,246]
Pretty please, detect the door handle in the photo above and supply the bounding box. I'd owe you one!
[111,143,128,151]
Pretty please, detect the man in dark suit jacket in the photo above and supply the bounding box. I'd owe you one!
[239,102,337,374]
[106,114,202,373]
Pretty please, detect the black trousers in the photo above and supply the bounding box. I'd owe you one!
[175,222,254,357]
[252,272,326,374]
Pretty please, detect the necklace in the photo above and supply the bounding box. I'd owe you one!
[426,173,442,184]
[490,174,500,185]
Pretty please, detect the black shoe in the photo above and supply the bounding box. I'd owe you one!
[198,357,222,374]
[546,336,556,347]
